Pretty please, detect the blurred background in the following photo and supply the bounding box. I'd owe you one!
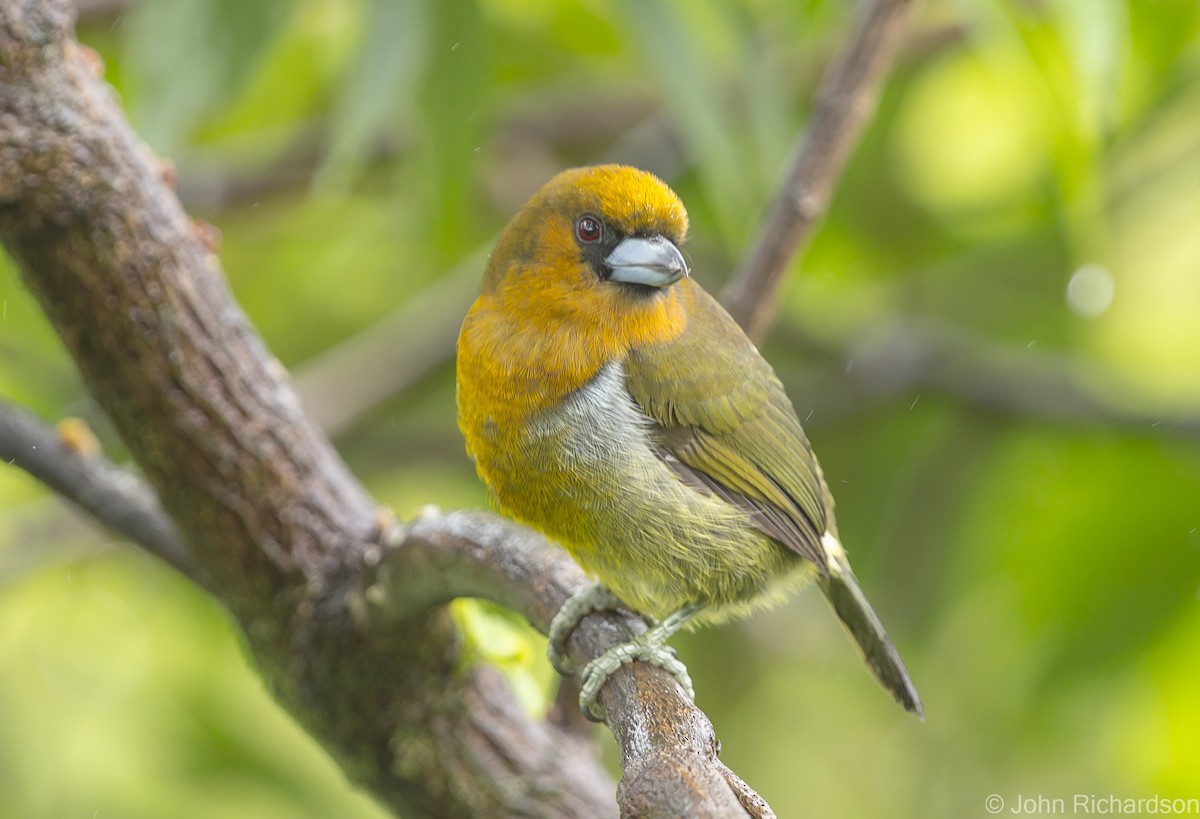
[3,0,1200,816]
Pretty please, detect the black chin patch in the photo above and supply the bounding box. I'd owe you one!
[610,279,666,298]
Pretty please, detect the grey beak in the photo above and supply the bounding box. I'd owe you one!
[605,236,688,288]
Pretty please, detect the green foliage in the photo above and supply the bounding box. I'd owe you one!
[3,0,1199,815]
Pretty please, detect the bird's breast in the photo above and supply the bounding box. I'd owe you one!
[462,359,658,538]
[463,360,805,618]
[498,361,658,523]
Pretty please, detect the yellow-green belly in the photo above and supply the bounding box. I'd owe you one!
[464,362,813,623]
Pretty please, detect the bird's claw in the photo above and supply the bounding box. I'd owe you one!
[549,588,702,722]
[547,584,630,675]
[578,636,695,722]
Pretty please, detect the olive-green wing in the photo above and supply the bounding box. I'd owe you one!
[626,281,925,716]
[625,280,831,571]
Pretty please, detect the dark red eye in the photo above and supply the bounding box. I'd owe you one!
[575,216,603,244]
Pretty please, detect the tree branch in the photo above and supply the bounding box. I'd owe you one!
[721,0,915,340]
[0,2,777,814]
[0,399,194,576]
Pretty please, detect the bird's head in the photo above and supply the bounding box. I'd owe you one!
[479,165,692,353]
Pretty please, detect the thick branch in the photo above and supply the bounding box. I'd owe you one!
[721,0,914,340]
[1,15,376,606]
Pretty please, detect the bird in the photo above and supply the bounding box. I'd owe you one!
[456,164,922,721]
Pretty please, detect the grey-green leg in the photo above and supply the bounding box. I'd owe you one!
[578,602,704,722]
[547,585,629,674]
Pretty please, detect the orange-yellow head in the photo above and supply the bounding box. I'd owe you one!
[461,165,694,410]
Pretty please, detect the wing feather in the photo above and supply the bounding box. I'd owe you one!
[626,281,831,572]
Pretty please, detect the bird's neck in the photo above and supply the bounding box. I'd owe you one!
[461,281,691,414]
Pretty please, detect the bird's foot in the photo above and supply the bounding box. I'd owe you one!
[547,584,631,675]
[549,587,704,721]
[578,634,694,722]
[577,602,704,722]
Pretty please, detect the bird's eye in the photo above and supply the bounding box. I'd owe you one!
[575,216,603,244]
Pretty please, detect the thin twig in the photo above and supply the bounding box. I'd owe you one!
[721,0,915,340]
[0,400,194,577]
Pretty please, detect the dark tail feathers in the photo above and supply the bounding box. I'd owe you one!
[817,534,923,717]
